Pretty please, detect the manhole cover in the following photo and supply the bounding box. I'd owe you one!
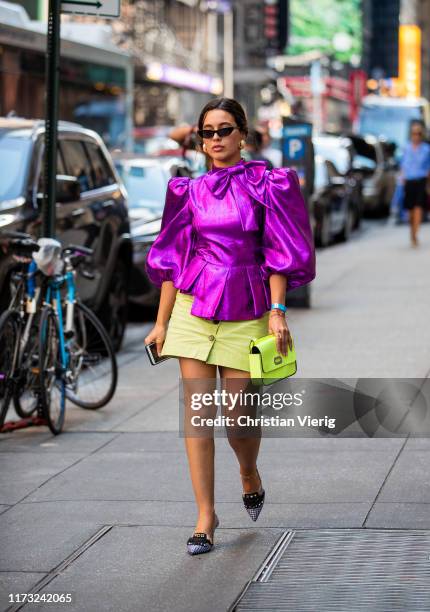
[231,529,430,611]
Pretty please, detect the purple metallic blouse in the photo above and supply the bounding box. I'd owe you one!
[145,158,316,321]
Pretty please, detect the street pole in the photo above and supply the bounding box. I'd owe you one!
[310,59,323,136]
[400,0,419,24]
[43,0,61,238]
[207,9,218,71]
[223,8,234,97]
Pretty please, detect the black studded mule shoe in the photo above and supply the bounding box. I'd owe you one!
[186,513,219,555]
[241,468,265,522]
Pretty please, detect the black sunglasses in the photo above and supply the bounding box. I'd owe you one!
[198,126,240,139]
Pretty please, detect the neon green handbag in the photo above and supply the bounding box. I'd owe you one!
[249,333,297,386]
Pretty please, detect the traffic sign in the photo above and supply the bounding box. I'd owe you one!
[281,117,314,200]
[284,137,306,160]
[61,0,120,18]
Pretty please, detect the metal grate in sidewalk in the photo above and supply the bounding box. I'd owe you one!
[231,529,430,612]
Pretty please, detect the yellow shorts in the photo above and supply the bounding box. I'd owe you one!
[160,291,271,372]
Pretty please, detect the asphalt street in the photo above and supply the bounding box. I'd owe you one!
[1,218,430,612]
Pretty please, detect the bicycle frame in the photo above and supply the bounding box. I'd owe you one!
[19,260,41,363]
[43,266,76,376]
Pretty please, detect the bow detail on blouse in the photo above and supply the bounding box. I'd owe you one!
[203,159,269,232]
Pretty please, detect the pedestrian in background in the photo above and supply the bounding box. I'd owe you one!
[243,128,274,169]
[399,120,430,247]
[168,123,209,175]
[259,124,283,168]
[144,97,315,555]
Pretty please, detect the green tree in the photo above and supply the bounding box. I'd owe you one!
[288,0,362,62]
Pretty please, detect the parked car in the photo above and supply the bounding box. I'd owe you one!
[0,117,132,351]
[112,154,192,310]
[313,134,364,229]
[310,155,357,247]
[347,134,397,217]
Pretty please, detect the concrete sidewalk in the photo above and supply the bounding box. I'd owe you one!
[1,221,430,612]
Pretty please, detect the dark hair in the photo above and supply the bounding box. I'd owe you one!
[246,128,263,150]
[197,97,248,144]
[410,119,426,138]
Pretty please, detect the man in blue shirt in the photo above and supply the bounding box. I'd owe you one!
[400,120,430,247]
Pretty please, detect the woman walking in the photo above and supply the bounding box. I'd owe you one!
[144,97,316,555]
[400,120,430,247]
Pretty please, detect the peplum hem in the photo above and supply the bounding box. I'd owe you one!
[173,254,271,321]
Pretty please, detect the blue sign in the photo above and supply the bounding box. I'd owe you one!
[284,137,306,160]
[282,124,312,138]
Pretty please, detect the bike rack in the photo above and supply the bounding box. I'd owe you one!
[0,414,48,433]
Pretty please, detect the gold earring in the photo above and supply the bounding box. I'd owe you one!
[202,143,207,151]
[239,139,245,149]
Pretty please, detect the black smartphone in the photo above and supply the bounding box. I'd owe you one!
[145,341,171,365]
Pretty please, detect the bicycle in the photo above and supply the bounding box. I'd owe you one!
[37,242,118,434]
[0,232,118,435]
[0,232,43,429]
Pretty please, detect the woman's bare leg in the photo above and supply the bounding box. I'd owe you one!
[408,209,415,243]
[180,357,218,537]
[411,206,423,244]
[219,365,263,494]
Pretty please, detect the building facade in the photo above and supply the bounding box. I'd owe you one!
[366,0,400,80]
[6,0,224,132]
[416,0,430,101]
[111,0,223,127]
[362,0,430,101]
[232,0,286,125]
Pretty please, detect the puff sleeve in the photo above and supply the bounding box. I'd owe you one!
[260,167,316,291]
[145,176,194,288]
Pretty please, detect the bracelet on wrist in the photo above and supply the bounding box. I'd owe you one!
[271,302,287,313]
[270,310,286,318]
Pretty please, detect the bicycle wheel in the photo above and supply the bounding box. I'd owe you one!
[14,318,40,418]
[38,305,66,435]
[0,310,20,429]
[14,278,45,418]
[66,300,117,409]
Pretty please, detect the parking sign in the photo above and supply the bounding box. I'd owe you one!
[282,118,314,200]
[285,137,306,160]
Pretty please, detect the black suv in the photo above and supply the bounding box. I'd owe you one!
[0,118,132,351]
